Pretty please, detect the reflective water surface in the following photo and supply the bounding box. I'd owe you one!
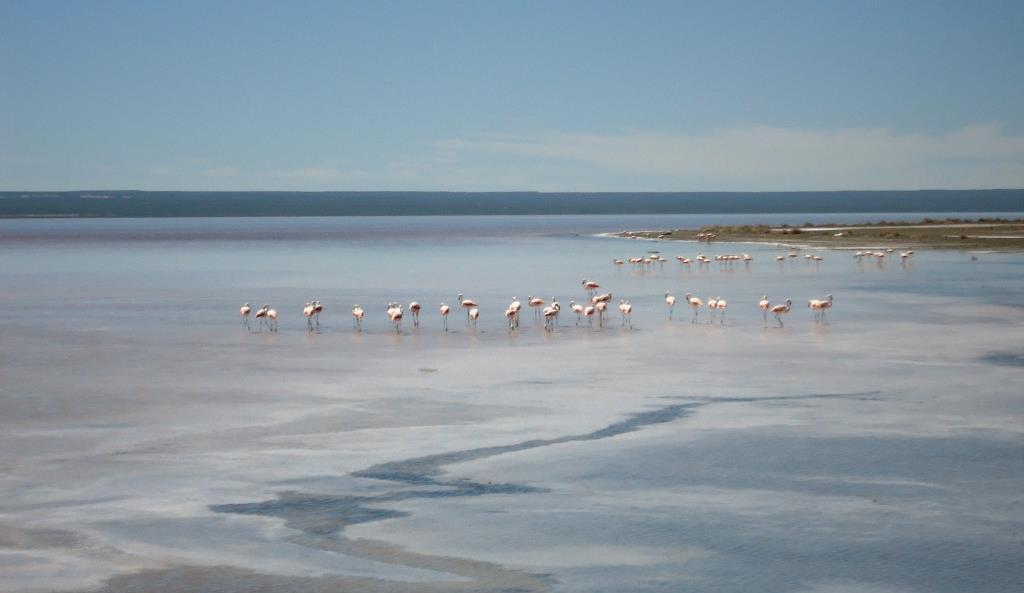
[1,215,1022,593]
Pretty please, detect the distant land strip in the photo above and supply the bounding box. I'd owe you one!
[0,190,1022,218]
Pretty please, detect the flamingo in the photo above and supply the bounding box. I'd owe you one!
[619,299,633,328]
[509,297,522,328]
[387,302,403,334]
[716,297,727,325]
[759,295,771,326]
[595,300,608,328]
[583,304,595,327]
[352,304,365,331]
[458,293,478,324]
[409,301,421,327]
[469,307,479,329]
[570,300,584,326]
[266,306,278,333]
[707,297,719,324]
[612,258,625,265]
[254,304,268,332]
[550,297,560,323]
[240,303,251,330]
[439,303,450,332]
[313,300,323,326]
[592,292,612,305]
[684,293,702,323]
[528,296,545,321]
[542,306,557,331]
[303,302,315,330]
[665,292,676,319]
[581,279,600,295]
[505,306,518,330]
[770,299,792,327]
[811,294,833,324]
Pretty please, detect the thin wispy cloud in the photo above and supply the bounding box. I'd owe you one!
[434,124,1024,191]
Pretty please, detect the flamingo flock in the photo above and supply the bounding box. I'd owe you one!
[239,289,832,334]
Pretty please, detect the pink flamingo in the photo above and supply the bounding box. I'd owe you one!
[469,307,479,329]
[684,293,702,323]
[303,302,315,331]
[254,304,268,332]
[458,293,477,324]
[770,299,792,327]
[240,303,251,330]
[509,297,522,328]
[707,297,719,324]
[570,300,584,326]
[583,304,596,327]
[387,302,403,334]
[266,306,278,333]
[439,303,450,332]
[409,301,421,327]
[581,279,600,295]
[528,296,545,322]
[505,305,517,330]
[312,300,323,326]
[665,292,676,319]
[759,295,771,326]
[542,305,557,331]
[352,305,365,331]
[715,297,727,325]
[619,299,633,328]
[595,300,608,328]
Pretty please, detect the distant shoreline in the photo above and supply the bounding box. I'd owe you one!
[608,218,1024,251]
[1,189,1022,218]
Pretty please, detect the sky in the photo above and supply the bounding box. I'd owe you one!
[2,0,1023,192]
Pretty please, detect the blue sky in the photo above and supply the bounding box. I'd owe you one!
[2,0,1023,191]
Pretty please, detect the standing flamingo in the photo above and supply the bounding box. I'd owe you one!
[352,305,365,331]
[409,301,421,327]
[469,307,479,329]
[542,306,557,331]
[254,304,268,332]
[759,295,771,326]
[684,293,703,323]
[509,297,522,328]
[458,294,478,324]
[707,297,719,324]
[313,300,323,326]
[240,303,251,330]
[595,300,608,328]
[619,299,633,328]
[387,302,403,334]
[665,292,676,319]
[505,305,518,330]
[810,294,833,324]
[581,279,600,295]
[716,297,727,325]
[303,302,315,330]
[583,304,596,327]
[266,306,278,333]
[439,303,450,332]
[570,300,584,326]
[550,297,560,324]
[770,299,792,327]
[528,296,545,322]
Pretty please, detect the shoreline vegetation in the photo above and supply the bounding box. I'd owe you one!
[611,217,1024,250]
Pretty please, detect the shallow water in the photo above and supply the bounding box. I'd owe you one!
[1,215,1022,593]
